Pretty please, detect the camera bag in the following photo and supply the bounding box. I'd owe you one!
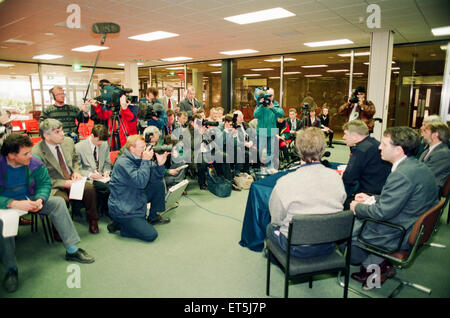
[206,167,232,198]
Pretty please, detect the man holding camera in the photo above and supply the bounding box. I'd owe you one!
[338,86,376,132]
[254,87,284,174]
[107,134,169,242]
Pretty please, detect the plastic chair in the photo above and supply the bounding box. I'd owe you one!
[30,213,54,244]
[265,210,355,298]
[349,200,445,298]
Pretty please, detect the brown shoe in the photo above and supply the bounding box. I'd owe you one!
[89,220,99,234]
[351,266,369,283]
[19,217,32,226]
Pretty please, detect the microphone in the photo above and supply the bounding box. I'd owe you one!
[91,23,120,34]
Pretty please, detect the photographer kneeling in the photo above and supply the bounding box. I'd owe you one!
[107,133,170,242]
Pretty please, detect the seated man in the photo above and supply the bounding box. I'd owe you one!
[268,127,347,258]
[342,120,391,206]
[32,119,100,234]
[349,126,438,290]
[416,114,444,159]
[0,134,94,293]
[75,124,111,216]
[420,122,450,191]
[318,106,334,148]
[107,135,170,242]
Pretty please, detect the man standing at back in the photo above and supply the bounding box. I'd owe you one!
[161,85,177,112]
[349,126,438,289]
[179,86,203,121]
[342,120,391,206]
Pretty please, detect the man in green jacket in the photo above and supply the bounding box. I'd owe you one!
[0,134,94,293]
[253,87,284,173]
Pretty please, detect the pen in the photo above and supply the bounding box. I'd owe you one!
[25,196,31,201]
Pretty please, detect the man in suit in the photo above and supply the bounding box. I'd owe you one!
[75,124,111,216]
[416,114,444,159]
[160,85,177,112]
[349,126,438,290]
[32,119,100,234]
[342,120,391,206]
[0,134,95,293]
[420,122,450,190]
[179,86,203,121]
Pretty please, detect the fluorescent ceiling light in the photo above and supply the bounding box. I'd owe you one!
[0,63,14,67]
[209,63,222,67]
[301,65,328,68]
[251,68,274,71]
[431,26,450,36]
[391,67,400,70]
[338,52,370,57]
[32,54,63,60]
[284,71,301,75]
[440,45,448,50]
[72,45,109,52]
[224,7,295,25]
[137,62,144,66]
[264,58,296,62]
[128,31,179,42]
[211,71,222,74]
[220,49,259,55]
[304,74,322,77]
[345,73,364,75]
[161,56,192,62]
[118,63,125,66]
[269,77,280,79]
[326,69,349,73]
[364,61,396,65]
[304,39,353,47]
[243,74,261,77]
[166,67,185,70]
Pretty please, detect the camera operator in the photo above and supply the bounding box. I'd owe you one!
[176,111,189,128]
[253,87,284,174]
[138,87,168,134]
[223,114,250,177]
[180,86,203,121]
[40,85,87,140]
[107,133,170,242]
[338,86,375,132]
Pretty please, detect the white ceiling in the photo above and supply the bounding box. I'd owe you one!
[0,0,449,69]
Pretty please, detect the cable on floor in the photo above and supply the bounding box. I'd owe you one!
[182,195,243,224]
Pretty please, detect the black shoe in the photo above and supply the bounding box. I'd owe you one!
[65,248,95,264]
[2,269,18,293]
[200,185,208,190]
[107,221,119,233]
[328,144,334,148]
[149,215,171,225]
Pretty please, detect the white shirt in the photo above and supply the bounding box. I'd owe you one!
[391,155,407,172]
[45,141,72,175]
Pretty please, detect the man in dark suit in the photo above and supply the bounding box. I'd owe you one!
[420,122,450,190]
[349,126,438,290]
[342,120,391,205]
[179,86,203,121]
[32,119,100,234]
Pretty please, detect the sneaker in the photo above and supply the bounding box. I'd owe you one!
[2,269,18,293]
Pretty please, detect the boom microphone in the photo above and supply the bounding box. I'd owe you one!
[92,22,120,34]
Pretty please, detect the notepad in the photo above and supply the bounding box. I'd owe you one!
[69,177,87,200]
[0,209,28,237]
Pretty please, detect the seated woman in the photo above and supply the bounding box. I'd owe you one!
[268,127,347,258]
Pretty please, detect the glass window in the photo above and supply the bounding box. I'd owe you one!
[147,65,185,104]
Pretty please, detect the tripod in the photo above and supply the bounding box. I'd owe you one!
[108,109,129,151]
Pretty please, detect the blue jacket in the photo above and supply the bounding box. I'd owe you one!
[108,149,154,220]
[253,100,284,137]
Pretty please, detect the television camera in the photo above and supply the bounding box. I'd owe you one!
[254,87,272,107]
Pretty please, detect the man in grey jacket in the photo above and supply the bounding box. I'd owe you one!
[349,126,438,290]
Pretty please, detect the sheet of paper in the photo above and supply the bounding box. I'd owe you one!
[69,177,87,200]
[0,209,28,237]
[95,177,110,183]
[364,196,376,205]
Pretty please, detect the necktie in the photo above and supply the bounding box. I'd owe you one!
[93,146,99,170]
[56,145,70,180]
[421,148,430,162]
[168,98,172,109]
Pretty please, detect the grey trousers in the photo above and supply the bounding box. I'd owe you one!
[0,196,80,271]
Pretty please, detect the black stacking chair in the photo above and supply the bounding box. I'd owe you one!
[30,213,54,244]
[265,210,355,298]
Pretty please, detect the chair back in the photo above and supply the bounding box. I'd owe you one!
[289,210,354,245]
[441,174,450,198]
[408,200,444,246]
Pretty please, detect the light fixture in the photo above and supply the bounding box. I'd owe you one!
[160,57,192,62]
[269,76,280,79]
[128,31,179,42]
[284,71,301,75]
[431,26,450,36]
[220,49,259,55]
[118,63,125,66]
[72,45,109,52]
[301,65,328,68]
[304,39,353,47]
[391,67,400,70]
[250,68,274,71]
[243,74,261,77]
[0,63,14,67]
[166,66,185,70]
[32,54,63,60]
[326,69,349,73]
[264,58,296,62]
[304,74,322,77]
[338,52,370,57]
[208,63,222,67]
[345,73,364,76]
[211,71,222,74]
[224,7,295,25]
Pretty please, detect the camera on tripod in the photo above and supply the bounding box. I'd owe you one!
[138,101,164,121]
[202,119,219,127]
[95,83,133,113]
[254,87,272,107]
[301,103,310,117]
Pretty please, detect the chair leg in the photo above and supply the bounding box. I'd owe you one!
[309,277,313,289]
[266,250,271,296]
[40,215,50,244]
[343,269,349,298]
[44,215,54,244]
[284,271,289,298]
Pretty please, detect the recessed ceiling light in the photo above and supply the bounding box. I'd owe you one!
[208,63,222,67]
[128,31,179,42]
[166,66,185,70]
[118,63,125,66]
[304,74,322,77]
[304,39,353,47]
[391,67,400,70]
[345,73,364,76]
[220,49,259,55]
[326,69,349,73]
[243,74,261,77]
[431,26,450,36]
[32,54,63,60]
[269,76,280,79]
[0,63,14,67]
[44,32,55,36]
[224,7,295,25]
[211,71,222,74]
[264,58,296,62]
[301,65,328,68]
[338,52,370,57]
[161,56,193,62]
[72,45,109,52]
[441,45,448,50]
[284,71,301,74]
[251,68,274,71]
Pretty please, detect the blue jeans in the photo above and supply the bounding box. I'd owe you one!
[114,217,158,243]
[268,224,335,258]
